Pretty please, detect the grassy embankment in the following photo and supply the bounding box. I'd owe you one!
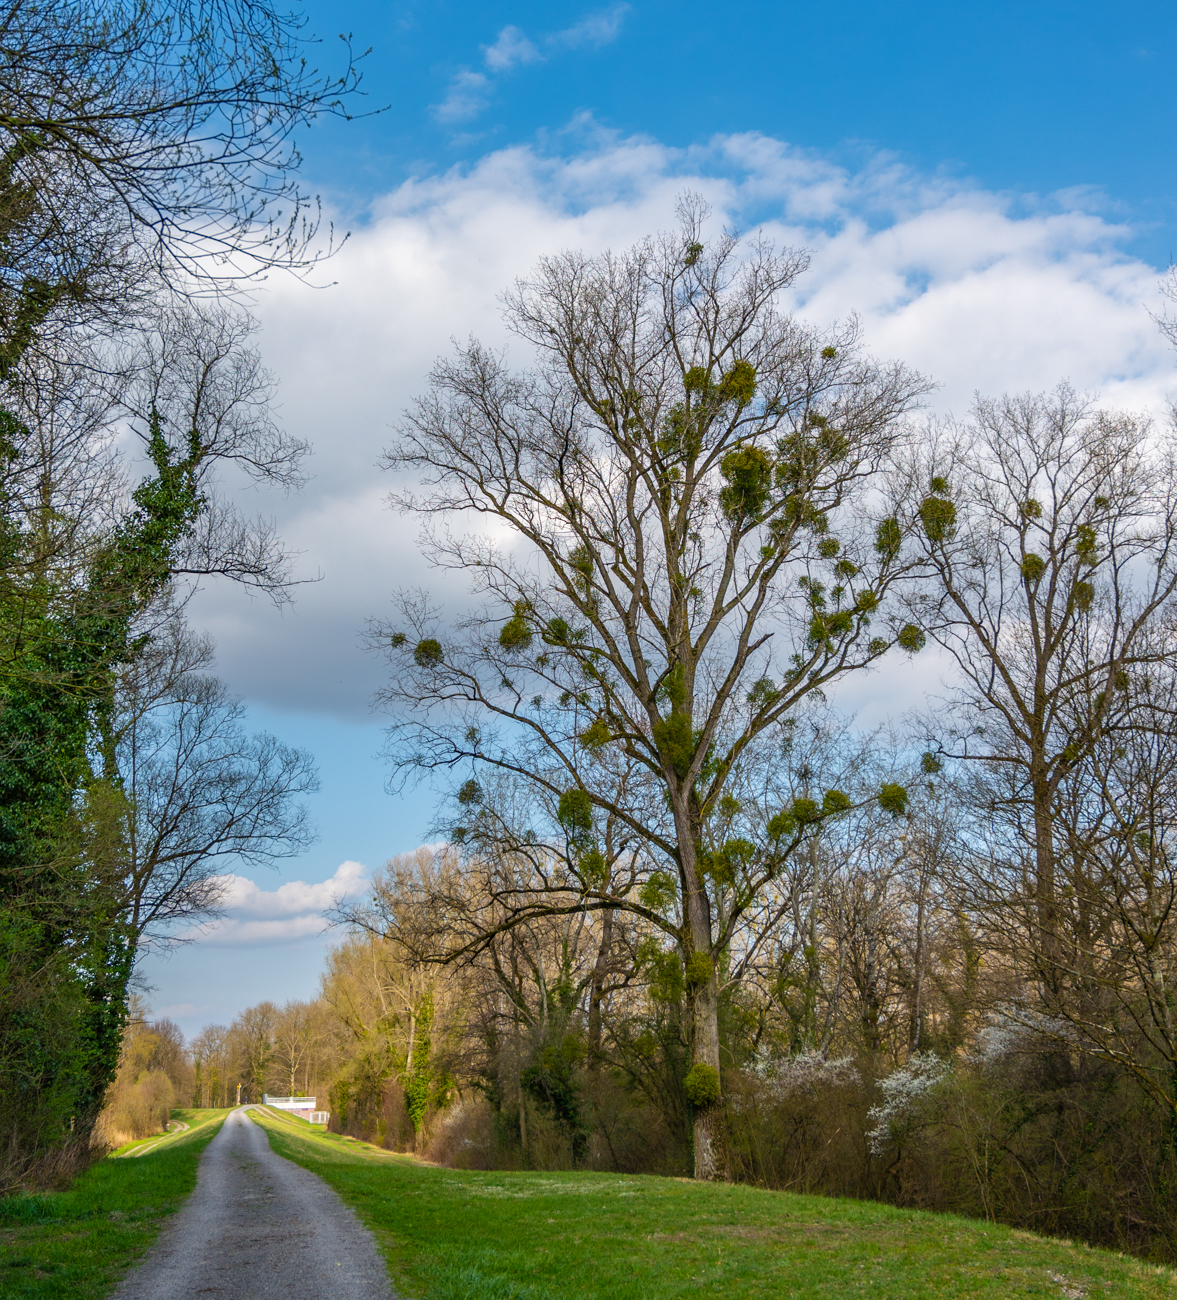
[0,1108,228,1299]
[252,1106,1177,1299]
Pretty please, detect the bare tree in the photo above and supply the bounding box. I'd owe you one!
[115,300,313,600]
[0,0,366,319]
[972,658,1177,1148]
[270,1001,323,1098]
[112,616,318,947]
[377,201,928,1178]
[904,387,1177,987]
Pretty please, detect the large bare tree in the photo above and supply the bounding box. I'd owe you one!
[377,202,928,1178]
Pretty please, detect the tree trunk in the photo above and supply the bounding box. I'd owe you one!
[587,908,614,1068]
[691,972,726,1181]
[1032,766,1062,993]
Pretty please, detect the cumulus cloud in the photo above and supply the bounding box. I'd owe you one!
[551,5,631,50]
[186,127,1176,727]
[483,25,542,73]
[190,860,368,947]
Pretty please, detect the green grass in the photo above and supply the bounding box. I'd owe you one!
[253,1108,1177,1300]
[0,1108,228,1299]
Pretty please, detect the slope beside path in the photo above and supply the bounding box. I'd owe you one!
[112,1106,396,1299]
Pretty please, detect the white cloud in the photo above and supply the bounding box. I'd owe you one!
[483,24,542,72]
[551,4,630,50]
[436,9,631,125]
[190,860,369,947]
[154,1002,204,1019]
[434,69,492,124]
[187,127,1176,726]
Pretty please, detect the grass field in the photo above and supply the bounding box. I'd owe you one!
[251,1108,1177,1300]
[5,1107,1176,1299]
[0,1108,227,1299]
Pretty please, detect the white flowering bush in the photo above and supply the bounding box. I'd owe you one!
[866,1052,952,1156]
[731,1050,860,1113]
[770,1050,861,1098]
[974,1006,1075,1068]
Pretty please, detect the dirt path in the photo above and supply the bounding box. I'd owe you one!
[121,1119,190,1158]
[112,1106,396,1299]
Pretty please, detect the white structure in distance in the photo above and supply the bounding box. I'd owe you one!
[262,1095,329,1125]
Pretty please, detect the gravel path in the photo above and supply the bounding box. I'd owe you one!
[113,1106,396,1299]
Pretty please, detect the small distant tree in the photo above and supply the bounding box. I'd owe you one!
[232,1001,278,1103]
[377,201,929,1178]
[271,1001,323,1098]
[190,1023,231,1107]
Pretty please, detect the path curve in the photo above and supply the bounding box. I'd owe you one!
[113,1106,396,1299]
[125,1119,190,1158]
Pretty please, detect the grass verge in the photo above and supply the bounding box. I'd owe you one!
[253,1108,1177,1300]
[0,1108,228,1299]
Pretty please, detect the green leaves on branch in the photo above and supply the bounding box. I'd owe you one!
[808,608,854,645]
[558,790,609,883]
[701,837,756,887]
[1076,524,1098,567]
[653,663,699,778]
[719,444,772,521]
[578,847,608,887]
[653,710,697,777]
[919,493,956,543]
[685,951,715,986]
[557,788,593,835]
[1021,553,1046,583]
[683,359,757,407]
[639,870,677,912]
[413,638,443,668]
[746,677,781,710]
[579,718,612,750]
[683,1062,721,1106]
[499,599,533,651]
[717,359,757,406]
[767,788,852,841]
[878,783,909,817]
[896,624,926,653]
[875,516,902,559]
[542,617,571,645]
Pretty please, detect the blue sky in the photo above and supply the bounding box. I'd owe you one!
[294,0,1177,262]
[140,0,1177,1037]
